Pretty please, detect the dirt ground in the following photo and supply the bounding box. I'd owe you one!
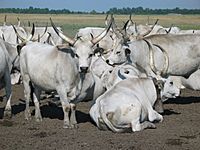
[0,84,200,150]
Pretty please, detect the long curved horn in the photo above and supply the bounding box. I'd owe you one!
[153,44,169,76]
[91,18,113,45]
[3,15,7,26]
[140,19,159,37]
[50,18,75,45]
[143,39,158,75]
[12,24,26,42]
[129,14,134,24]
[105,14,109,26]
[12,23,35,42]
[46,32,56,46]
[32,25,47,41]
[17,17,20,27]
[1,34,5,41]
[134,22,138,35]
[26,23,35,41]
[37,34,40,42]
[165,24,173,34]
[110,14,118,31]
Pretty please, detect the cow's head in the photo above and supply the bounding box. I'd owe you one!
[106,41,131,66]
[50,18,112,73]
[12,23,35,55]
[160,78,180,102]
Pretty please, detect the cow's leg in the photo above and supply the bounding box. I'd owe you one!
[23,75,32,120]
[32,87,42,122]
[3,72,12,119]
[154,98,164,114]
[69,103,78,128]
[132,121,156,132]
[148,109,163,123]
[56,88,72,128]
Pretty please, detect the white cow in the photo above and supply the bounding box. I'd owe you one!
[24,26,63,45]
[90,77,180,133]
[0,38,19,118]
[1,25,27,45]
[101,63,147,90]
[51,18,113,73]
[20,42,82,128]
[169,69,200,91]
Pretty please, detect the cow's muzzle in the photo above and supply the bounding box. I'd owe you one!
[80,67,89,73]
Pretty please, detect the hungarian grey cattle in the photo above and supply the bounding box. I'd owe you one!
[90,77,180,133]
[20,42,82,128]
[101,63,147,90]
[124,16,180,38]
[169,69,200,91]
[106,34,200,112]
[0,38,19,118]
[50,18,113,73]
[23,26,63,45]
[1,24,27,45]
[107,34,200,78]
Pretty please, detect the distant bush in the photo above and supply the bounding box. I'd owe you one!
[0,6,199,14]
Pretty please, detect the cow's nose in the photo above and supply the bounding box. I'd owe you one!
[80,67,88,73]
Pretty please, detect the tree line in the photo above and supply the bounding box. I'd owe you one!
[0,6,199,14]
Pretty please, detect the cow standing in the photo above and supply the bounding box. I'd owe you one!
[20,42,82,128]
[0,39,19,118]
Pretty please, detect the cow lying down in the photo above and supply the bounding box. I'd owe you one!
[90,76,180,133]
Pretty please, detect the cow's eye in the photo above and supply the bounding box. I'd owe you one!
[116,51,121,54]
[89,54,93,57]
[75,54,79,58]
[170,81,173,85]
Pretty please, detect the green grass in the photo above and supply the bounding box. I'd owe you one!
[0,14,200,37]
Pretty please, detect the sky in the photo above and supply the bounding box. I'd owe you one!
[0,0,199,12]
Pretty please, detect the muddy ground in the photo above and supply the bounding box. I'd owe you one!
[0,84,200,150]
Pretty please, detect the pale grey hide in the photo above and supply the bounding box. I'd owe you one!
[169,69,200,91]
[20,42,82,128]
[90,77,175,133]
[107,34,200,78]
[30,26,63,45]
[1,25,27,45]
[0,38,19,118]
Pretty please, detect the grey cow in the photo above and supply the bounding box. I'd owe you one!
[19,42,82,128]
[90,77,180,133]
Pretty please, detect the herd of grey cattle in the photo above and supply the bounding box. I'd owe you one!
[0,14,200,132]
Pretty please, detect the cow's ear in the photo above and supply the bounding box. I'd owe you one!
[94,47,104,55]
[17,43,26,55]
[125,48,131,56]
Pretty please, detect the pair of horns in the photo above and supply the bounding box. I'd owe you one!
[144,39,169,77]
[50,17,113,46]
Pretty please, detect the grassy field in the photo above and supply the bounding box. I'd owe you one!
[0,13,200,37]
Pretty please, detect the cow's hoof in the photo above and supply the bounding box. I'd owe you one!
[63,124,71,129]
[3,109,12,119]
[71,124,78,129]
[35,117,43,122]
[155,107,164,114]
[25,110,32,120]
[149,123,156,129]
